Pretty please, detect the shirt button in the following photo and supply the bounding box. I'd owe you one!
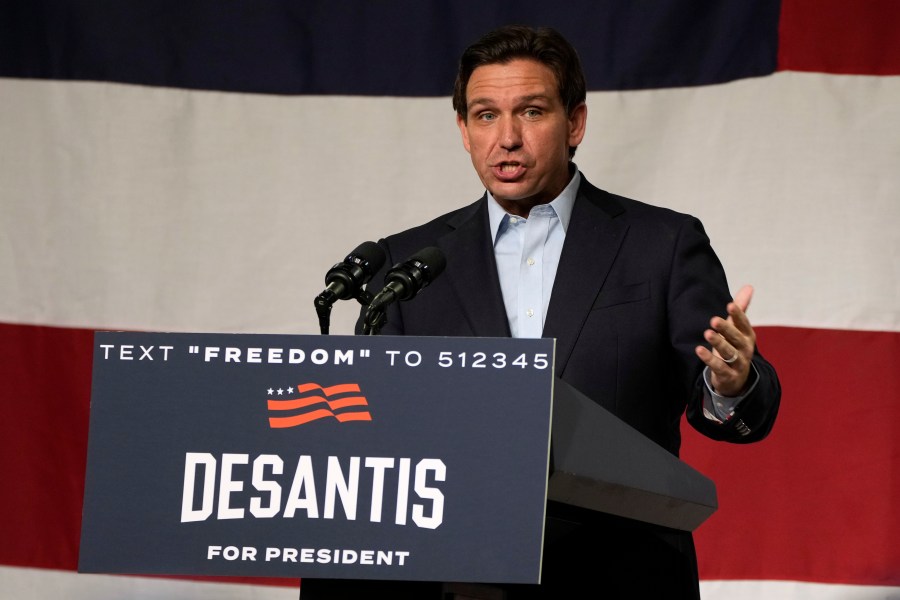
[509,217,518,224]
[526,309,534,317]
[527,257,535,266]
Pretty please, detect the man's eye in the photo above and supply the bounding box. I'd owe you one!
[479,113,496,121]
[524,109,541,118]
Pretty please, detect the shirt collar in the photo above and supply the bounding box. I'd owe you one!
[487,168,581,244]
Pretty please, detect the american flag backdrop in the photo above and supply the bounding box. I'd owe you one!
[1,1,898,598]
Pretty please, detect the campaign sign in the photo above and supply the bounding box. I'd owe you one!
[79,332,555,584]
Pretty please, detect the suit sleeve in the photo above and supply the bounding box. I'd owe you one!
[687,356,781,443]
[667,217,781,444]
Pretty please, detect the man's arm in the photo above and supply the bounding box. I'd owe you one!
[687,285,781,442]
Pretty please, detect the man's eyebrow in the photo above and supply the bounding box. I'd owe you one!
[466,96,494,110]
[467,94,554,110]
[517,94,554,104]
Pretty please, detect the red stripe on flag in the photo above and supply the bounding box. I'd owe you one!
[0,323,93,570]
[682,326,900,586]
[269,408,336,428]
[778,0,900,74]
[296,382,360,395]
[268,408,374,428]
[268,394,368,411]
[335,411,373,423]
[268,397,324,410]
[327,396,368,410]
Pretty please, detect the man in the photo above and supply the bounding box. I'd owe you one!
[302,24,780,599]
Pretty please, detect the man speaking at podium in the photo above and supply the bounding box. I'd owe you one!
[302,24,780,600]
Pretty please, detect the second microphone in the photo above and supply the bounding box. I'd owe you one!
[367,246,447,313]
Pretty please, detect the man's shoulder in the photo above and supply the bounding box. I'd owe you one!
[578,177,700,226]
[382,196,485,245]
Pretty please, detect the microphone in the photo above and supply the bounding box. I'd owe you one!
[320,241,386,303]
[314,241,386,334]
[365,246,446,326]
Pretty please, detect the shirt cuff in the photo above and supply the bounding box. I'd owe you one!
[701,362,760,424]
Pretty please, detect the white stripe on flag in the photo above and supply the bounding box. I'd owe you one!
[1,72,897,336]
[0,566,297,600]
[701,579,900,599]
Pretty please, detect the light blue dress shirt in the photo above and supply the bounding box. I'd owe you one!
[487,171,580,339]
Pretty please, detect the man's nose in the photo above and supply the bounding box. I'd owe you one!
[499,118,523,151]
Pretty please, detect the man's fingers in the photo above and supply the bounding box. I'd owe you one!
[723,285,756,339]
[727,302,754,337]
[733,284,754,314]
[705,327,740,360]
[711,317,742,348]
[696,342,738,371]
[697,285,758,396]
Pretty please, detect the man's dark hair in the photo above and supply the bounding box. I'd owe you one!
[452,25,587,156]
[452,25,586,118]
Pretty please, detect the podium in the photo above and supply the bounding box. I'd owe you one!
[549,379,716,532]
[80,331,715,585]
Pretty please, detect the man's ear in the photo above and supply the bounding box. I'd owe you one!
[457,113,471,153]
[567,102,588,148]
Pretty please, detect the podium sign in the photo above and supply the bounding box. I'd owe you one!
[79,332,555,584]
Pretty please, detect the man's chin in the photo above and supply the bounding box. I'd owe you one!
[487,181,535,202]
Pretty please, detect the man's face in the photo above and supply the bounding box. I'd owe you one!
[457,58,586,217]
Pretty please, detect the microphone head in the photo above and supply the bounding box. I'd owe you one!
[407,246,446,285]
[324,241,386,300]
[346,241,387,276]
[386,246,446,301]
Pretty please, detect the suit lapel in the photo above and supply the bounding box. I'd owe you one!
[543,181,628,374]
[438,198,511,338]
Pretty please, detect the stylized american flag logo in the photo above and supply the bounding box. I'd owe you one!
[267,383,372,428]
